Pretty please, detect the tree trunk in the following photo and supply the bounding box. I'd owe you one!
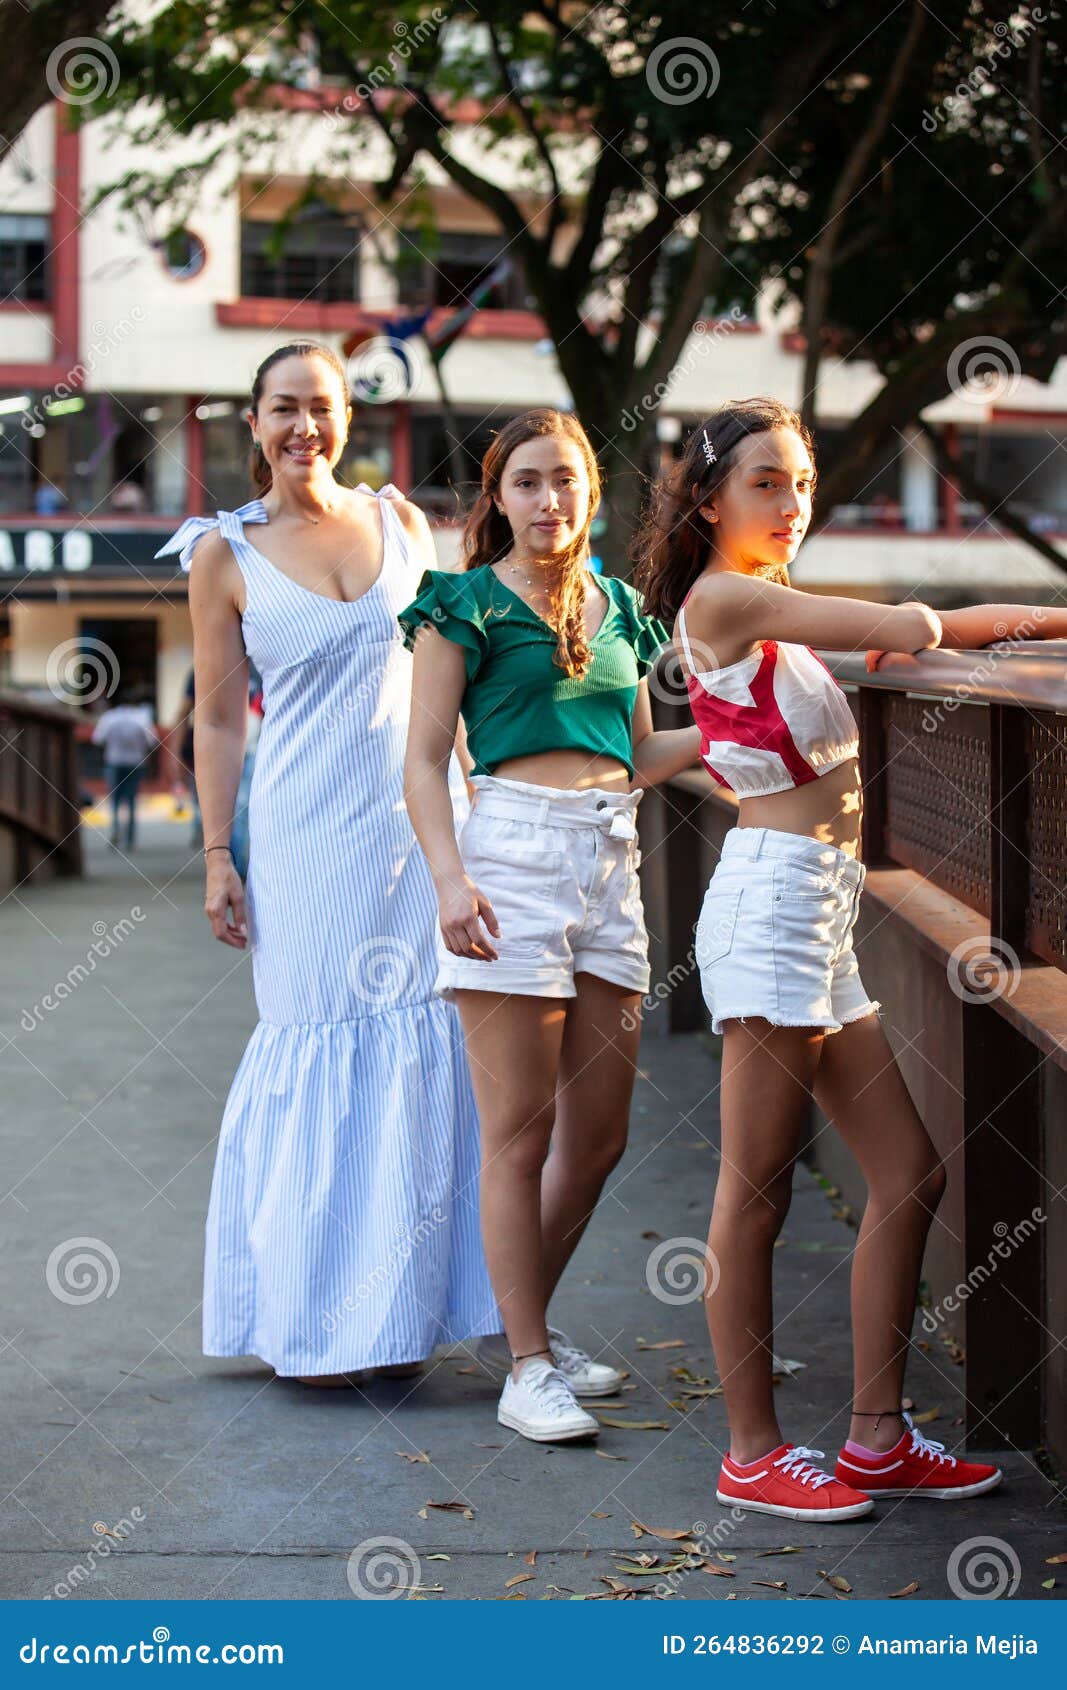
[0,0,118,164]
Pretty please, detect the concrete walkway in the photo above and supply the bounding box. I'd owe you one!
[1,815,1064,1602]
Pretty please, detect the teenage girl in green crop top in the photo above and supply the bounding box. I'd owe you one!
[399,408,702,1444]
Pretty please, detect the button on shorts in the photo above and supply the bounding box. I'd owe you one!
[434,775,651,1000]
[695,826,881,1036]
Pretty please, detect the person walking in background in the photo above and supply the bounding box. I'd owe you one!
[157,340,498,1389]
[170,666,202,845]
[228,671,263,881]
[91,686,159,851]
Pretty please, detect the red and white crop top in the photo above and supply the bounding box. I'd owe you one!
[677,599,859,799]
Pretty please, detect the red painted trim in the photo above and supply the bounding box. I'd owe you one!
[185,402,205,517]
[51,103,80,370]
[0,302,52,315]
[990,408,1067,424]
[0,516,175,529]
[217,298,546,341]
[941,421,962,537]
[0,362,83,388]
[390,402,412,491]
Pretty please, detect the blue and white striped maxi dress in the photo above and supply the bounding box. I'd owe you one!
[157,487,500,1375]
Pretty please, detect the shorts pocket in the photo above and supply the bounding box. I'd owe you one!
[461,821,565,956]
[695,884,743,969]
[776,864,840,902]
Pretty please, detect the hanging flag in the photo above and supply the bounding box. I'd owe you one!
[424,260,514,363]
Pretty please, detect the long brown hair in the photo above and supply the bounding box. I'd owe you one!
[462,409,602,678]
[248,341,350,493]
[632,398,816,623]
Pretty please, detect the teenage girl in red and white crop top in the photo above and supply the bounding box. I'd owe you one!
[634,397,1067,1522]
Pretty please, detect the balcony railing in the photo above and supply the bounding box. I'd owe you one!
[0,692,83,888]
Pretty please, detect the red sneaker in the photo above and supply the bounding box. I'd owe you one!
[717,1442,873,1521]
[835,1412,1003,1499]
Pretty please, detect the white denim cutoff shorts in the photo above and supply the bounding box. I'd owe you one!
[695,826,881,1036]
[434,775,651,1000]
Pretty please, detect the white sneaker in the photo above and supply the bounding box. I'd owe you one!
[475,1327,625,1397]
[547,1326,626,1397]
[497,1360,600,1442]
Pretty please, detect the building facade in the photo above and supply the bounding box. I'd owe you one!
[2,100,1065,727]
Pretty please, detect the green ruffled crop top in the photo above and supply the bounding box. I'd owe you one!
[397,566,669,778]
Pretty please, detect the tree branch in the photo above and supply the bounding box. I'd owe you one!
[485,18,565,247]
[800,0,926,430]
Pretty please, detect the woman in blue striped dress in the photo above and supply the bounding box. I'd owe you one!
[157,340,499,1385]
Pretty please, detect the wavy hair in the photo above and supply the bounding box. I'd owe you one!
[632,398,816,624]
[248,341,350,493]
[462,409,602,678]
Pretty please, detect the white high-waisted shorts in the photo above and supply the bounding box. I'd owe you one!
[695,826,881,1036]
[434,775,650,1000]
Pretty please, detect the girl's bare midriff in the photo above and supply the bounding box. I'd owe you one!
[737,756,863,856]
[491,749,632,791]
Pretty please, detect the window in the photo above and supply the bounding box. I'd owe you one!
[160,228,207,281]
[240,208,361,302]
[411,412,522,512]
[396,231,526,310]
[0,214,49,303]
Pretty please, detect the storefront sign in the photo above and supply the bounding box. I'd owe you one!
[0,525,178,575]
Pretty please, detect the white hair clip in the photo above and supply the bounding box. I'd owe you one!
[702,428,717,468]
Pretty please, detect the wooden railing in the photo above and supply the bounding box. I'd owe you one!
[0,693,84,888]
[642,644,1067,1467]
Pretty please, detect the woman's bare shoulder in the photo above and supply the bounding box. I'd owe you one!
[186,529,245,612]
